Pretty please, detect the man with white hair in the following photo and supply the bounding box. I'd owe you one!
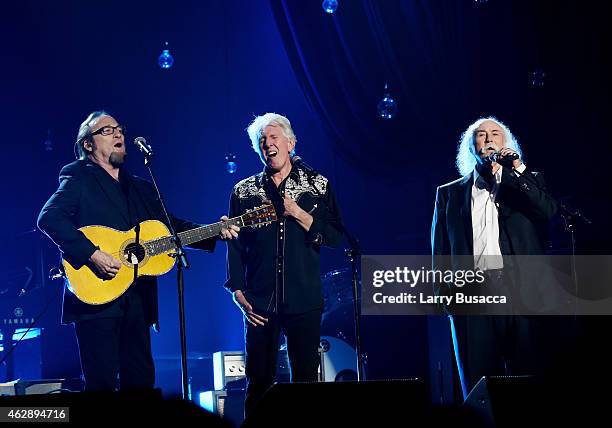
[431,117,558,398]
[225,113,343,417]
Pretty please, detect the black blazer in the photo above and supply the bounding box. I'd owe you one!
[37,159,215,325]
[432,166,557,260]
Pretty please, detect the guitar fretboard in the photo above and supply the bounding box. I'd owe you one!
[143,217,244,256]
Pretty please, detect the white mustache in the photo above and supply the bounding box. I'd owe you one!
[479,145,499,154]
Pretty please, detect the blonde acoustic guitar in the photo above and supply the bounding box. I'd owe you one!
[63,204,276,305]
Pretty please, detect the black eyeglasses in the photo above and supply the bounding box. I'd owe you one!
[90,124,126,137]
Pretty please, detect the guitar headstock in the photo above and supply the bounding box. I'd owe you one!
[243,203,278,228]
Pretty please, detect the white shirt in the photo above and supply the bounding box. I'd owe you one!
[471,164,526,271]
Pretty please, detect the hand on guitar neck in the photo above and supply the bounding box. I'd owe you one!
[219,215,240,240]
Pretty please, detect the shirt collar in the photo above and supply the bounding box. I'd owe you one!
[261,164,300,185]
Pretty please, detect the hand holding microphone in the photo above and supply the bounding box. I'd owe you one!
[483,147,522,169]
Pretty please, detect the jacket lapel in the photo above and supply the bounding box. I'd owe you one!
[460,172,474,254]
[497,167,514,218]
[86,163,131,226]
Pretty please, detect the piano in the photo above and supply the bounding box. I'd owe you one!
[0,229,60,381]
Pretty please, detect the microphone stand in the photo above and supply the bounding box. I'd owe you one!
[505,164,591,317]
[140,150,192,401]
[297,159,366,381]
[342,226,366,381]
[508,163,591,388]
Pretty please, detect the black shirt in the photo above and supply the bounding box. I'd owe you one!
[225,163,343,314]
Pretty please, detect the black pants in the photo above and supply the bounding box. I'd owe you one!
[452,314,578,399]
[74,291,155,391]
[244,309,322,418]
[451,315,534,396]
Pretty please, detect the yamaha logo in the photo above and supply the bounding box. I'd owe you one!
[14,307,24,317]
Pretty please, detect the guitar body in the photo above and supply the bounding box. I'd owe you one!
[63,220,176,305]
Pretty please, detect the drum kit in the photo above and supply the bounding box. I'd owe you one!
[318,268,361,381]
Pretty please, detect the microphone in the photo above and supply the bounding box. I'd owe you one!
[291,156,318,175]
[484,151,520,167]
[134,137,154,157]
[18,267,34,297]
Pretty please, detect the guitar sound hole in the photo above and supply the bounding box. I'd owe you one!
[124,243,146,265]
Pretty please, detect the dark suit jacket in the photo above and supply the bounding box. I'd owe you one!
[37,159,215,326]
[431,166,558,312]
[432,166,557,259]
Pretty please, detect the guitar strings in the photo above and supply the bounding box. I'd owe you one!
[106,206,272,258]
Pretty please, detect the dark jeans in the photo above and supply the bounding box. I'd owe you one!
[74,291,155,391]
[244,309,322,418]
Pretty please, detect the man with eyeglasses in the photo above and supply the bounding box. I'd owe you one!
[37,110,239,392]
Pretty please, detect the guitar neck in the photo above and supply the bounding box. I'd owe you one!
[178,217,243,246]
[144,217,244,256]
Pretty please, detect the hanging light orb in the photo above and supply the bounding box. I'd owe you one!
[158,42,174,69]
[377,83,398,120]
[43,129,53,152]
[225,153,237,174]
[529,68,546,87]
[322,0,338,14]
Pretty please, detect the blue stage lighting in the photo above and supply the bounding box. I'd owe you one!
[322,0,338,14]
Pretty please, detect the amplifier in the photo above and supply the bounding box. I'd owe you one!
[213,351,246,390]
[213,349,290,390]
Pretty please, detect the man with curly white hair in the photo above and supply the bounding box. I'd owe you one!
[431,116,558,399]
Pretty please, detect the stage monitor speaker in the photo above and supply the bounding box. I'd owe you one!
[213,349,291,390]
[0,378,83,396]
[242,379,427,427]
[463,376,543,428]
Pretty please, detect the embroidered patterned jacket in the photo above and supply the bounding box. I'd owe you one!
[225,163,343,314]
